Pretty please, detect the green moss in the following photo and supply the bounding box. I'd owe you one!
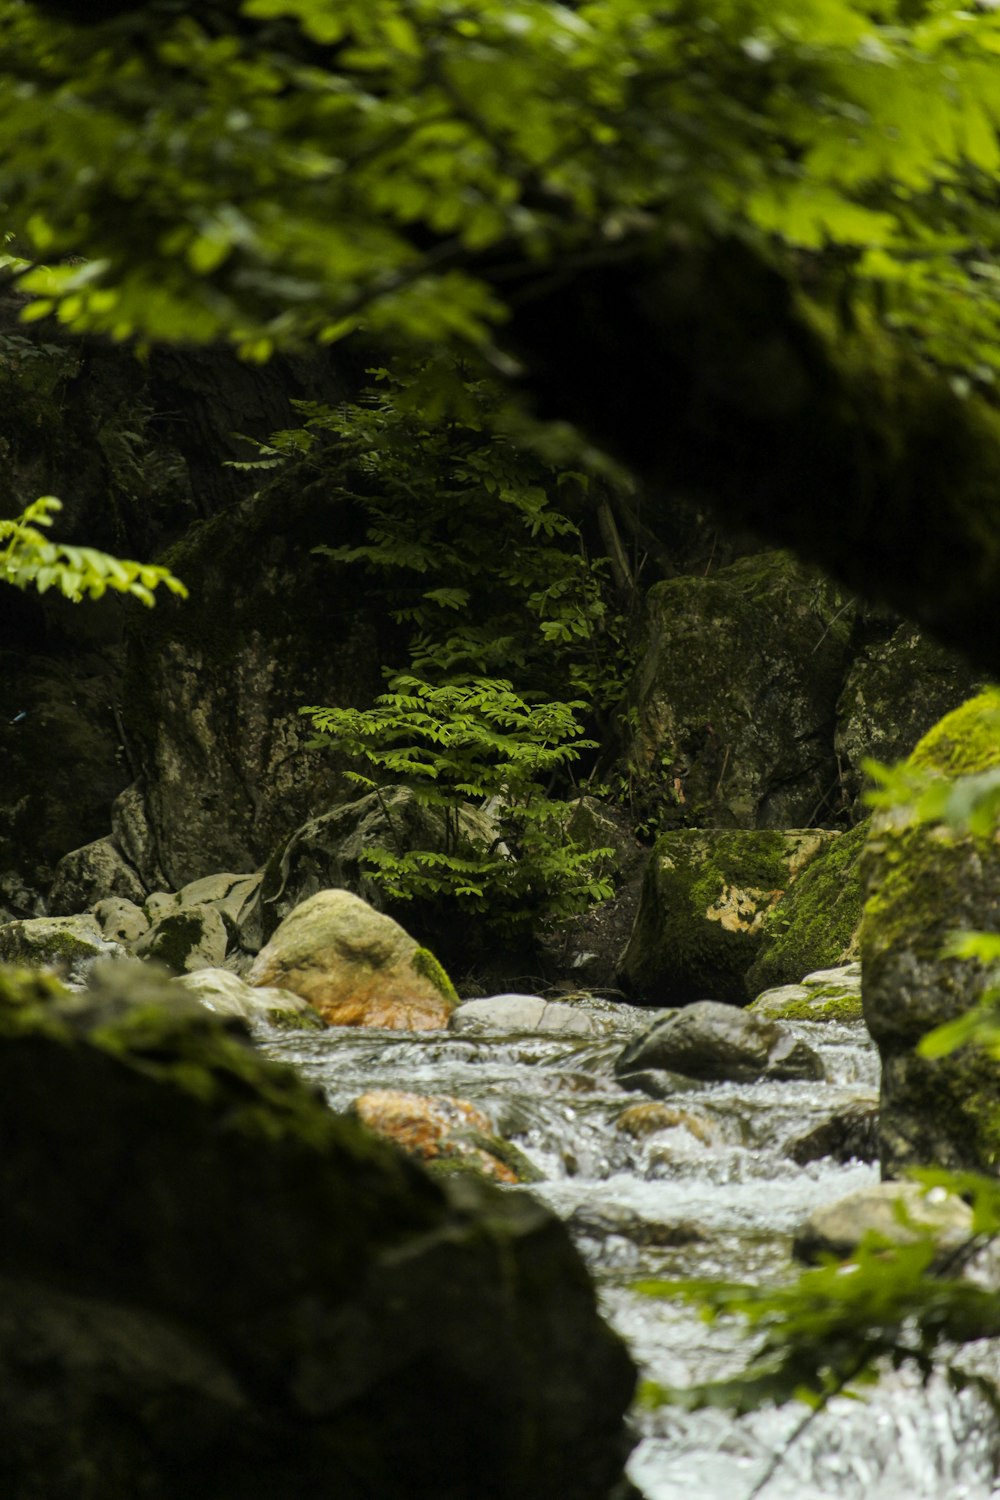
[860,822,979,965]
[760,992,863,1023]
[141,913,206,975]
[746,820,868,996]
[909,687,1000,777]
[411,945,459,1006]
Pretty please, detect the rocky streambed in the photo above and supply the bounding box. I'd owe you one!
[258,969,1000,1500]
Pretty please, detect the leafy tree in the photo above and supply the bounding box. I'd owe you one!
[1,495,186,604]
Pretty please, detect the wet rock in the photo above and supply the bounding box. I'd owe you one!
[861,690,1000,1176]
[47,836,146,916]
[0,913,122,982]
[744,823,868,997]
[0,963,636,1500]
[248,889,458,1030]
[254,785,497,946]
[178,967,324,1029]
[615,1068,703,1100]
[787,1095,880,1165]
[567,1202,704,1249]
[615,1001,824,1085]
[793,1182,973,1264]
[749,963,863,1023]
[618,827,835,1005]
[625,550,853,833]
[836,621,986,818]
[450,994,610,1037]
[92,897,149,947]
[615,1102,717,1146]
[350,1088,541,1185]
[134,904,229,974]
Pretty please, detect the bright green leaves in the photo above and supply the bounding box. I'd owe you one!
[0,496,188,606]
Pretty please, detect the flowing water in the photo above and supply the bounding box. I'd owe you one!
[261,1002,1000,1500]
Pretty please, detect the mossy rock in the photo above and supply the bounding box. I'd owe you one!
[624,550,854,833]
[860,689,1000,1176]
[618,827,835,1005]
[749,964,863,1023]
[0,962,635,1500]
[744,821,869,997]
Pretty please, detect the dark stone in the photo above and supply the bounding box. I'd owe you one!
[787,1097,880,1166]
[0,962,635,1500]
[615,1000,824,1085]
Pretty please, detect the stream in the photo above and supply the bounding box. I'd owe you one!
[260,1000,1000,1500]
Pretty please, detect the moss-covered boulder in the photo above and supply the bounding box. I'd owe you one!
[748,963,863,1023]
[861,689,1000,1177]
[249,888,459,1029]
[0,962,635,1500]
[835,621,986,818]
[0,913,122,981]
[134,904,229,974]
[744,823,868,997]
[178,967,324,1029]
[618,827,835,1005]
[625,551,854,832]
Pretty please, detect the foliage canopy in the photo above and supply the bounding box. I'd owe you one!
[3,0,1000,385]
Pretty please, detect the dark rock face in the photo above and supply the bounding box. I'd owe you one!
[625,550,854,833]
[0,963,635,1500]
[122,490,392,887]
[615,1000,824,1085]
[618,827,834,1005]
[861,690,1000,1177]
[835,621,986,817]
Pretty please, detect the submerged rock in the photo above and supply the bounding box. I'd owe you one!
[350,1088,542,1185]
[618,827,834,1005]
[248,888,458,1029]
[787,1094,879,1165]
[614,1102,717,1146]
[0,962,636,1500]
[793,1182,973,1263]
[861,689,1000,1176]
[615,1000,824,1085]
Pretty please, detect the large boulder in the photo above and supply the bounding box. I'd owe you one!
[624,551,854,832]
[47,836,147,916]
[178,967,324,1029]
[835,620,986,818]
[861,690,1000,1177]
[248,889,459,1029]
[0,963,635,1500]
[743,822,868,997]
[615,1001,824,1085]
[254,785,497,947]
[0,913,122,982]
[618,827,835,1005]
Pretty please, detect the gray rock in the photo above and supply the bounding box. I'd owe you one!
[0,963,635,1500]
[111,781,168,892]
[255,785,497,944]
[749,963,864,1023]
[48,836,146,916]
[134,904,229,974]
[178,967,323,1028]
[0,914,124,983]
[615,1000,824,1084]
[92,897,150,947]
[793,1182,973,1264]
[618,827,835,1005]
[450,995,610,1037]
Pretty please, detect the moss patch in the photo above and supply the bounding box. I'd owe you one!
[760,992,863,1023]
[746,820,868,996]
[909,687,1000,777]
[411,945,459,1006]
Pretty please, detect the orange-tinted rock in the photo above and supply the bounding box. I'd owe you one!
[615,1101,715,1146]
[248,888,457,1029]
[352,1088,521,1185]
